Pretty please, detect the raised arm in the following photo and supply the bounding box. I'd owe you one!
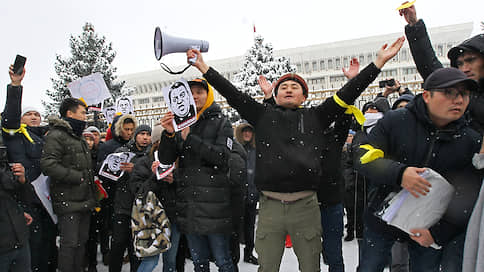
[2,66,25,129]
[400,3,443,80]
[187,49,266,126]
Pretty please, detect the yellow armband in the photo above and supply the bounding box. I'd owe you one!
[359,144,384,164]
[333,94,365,125]
[2,124,34,143]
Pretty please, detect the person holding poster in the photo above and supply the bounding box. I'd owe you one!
[96,113,137,264]
[2,65,57,272]
[159,77,235,272]
[163,79,197,131]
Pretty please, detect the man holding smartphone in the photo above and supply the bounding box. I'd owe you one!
[2,61,57,272]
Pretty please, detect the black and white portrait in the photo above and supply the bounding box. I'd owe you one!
[116,96,134,115]
[162,79,197,131]
[99,152,135,181]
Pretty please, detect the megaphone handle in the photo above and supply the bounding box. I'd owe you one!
[188,45,201,64]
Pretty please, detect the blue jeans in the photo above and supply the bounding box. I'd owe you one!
[186,233,234,272]
[162,223,182,272]
[320,203,344,272]
[358,225,442,272]
[137,255,159,272]
[137,223,182,272]
[0,244,31,272]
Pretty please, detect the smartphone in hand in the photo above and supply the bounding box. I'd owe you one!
[13,55,27,75]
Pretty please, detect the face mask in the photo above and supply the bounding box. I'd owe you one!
[363,112,384,133]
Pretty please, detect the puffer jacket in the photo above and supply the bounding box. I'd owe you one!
[159,102,234,235]
[357,94,483,245]
[40,118,98,215]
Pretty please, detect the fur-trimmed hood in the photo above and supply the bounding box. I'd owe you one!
[113,114,137,142]
[235,122,255,148]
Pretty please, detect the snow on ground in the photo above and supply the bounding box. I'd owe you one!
[96,239,361,272]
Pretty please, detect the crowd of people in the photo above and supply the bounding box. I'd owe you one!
[1,2,484,272]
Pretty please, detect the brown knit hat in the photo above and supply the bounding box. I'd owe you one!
[274,73,309,97]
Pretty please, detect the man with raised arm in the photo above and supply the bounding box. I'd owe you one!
[185,37,404,271]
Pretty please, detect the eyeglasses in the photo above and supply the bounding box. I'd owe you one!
[431,87,470,100]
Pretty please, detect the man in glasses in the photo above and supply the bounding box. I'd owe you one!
[356,67,483,272]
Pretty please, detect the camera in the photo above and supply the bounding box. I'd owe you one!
[379,79,395,88]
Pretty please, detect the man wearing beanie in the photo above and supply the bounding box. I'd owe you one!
[108,124,151,272]
[186,37,403,271]
[400,3,484,133]
[2,65,56,271]
[159,77,235,271]
[41,97,98,272]
[96,114,137,265]
[356,68,483,271]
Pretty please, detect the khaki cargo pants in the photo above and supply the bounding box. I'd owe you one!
[255,192,322,272]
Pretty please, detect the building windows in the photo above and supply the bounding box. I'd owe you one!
[437,44,444,57]
[320,60,325,70]
[328,59,333,70]
[359,55,365,65]
[343,57,348,66]
[335,58,341,69]
[312,61,318,71]
[152,96,163,103]
[305,62,310,72]
[138,98,150,104]
[296,63,302,72]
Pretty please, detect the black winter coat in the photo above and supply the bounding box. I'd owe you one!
[130,155,178,222]
[405,19,484,134]
[0,166,29,254]
[2,84,49,208]
[203,64,380,193]
[159,103,234,235]
[357,95,483,245]
[113,141,150,216]
[317,115,351,206]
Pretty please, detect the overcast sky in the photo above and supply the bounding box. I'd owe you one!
[1,0,483,111]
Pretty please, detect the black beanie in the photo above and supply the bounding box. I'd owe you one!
[135,125,152,137]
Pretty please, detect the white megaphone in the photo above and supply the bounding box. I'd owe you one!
[154,27,209,61]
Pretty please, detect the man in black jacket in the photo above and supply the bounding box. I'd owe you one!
[109,124,150,272]
[96,113,137,264]
[186,37,403,271]
[41,97,98,272]
[2,65,57,272]
[356,68,483,272]
[160,78,235,272]
[400,2,484,134]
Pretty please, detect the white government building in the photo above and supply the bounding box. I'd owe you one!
[118,22,473,126]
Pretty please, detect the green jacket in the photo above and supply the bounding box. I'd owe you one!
[40,118,98,215]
